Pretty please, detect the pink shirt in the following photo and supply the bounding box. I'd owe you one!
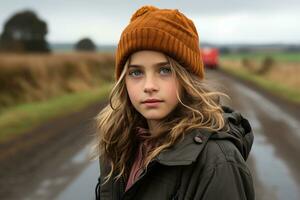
[125,127,154,192]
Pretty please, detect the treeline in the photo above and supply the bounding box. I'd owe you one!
[0,10,97,53]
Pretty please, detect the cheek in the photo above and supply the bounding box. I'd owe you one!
[126,80,140,104]
[165,79,181,104]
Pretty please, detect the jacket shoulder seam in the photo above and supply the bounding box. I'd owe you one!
[213,140,241,161]
[211,140,251,176]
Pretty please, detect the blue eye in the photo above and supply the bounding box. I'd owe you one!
[128,69,142,77]
[160,66,172,75]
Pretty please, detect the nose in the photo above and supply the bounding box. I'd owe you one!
[143,75,158,93]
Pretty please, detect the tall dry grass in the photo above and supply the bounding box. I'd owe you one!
[220,59,300,92]
[0,52,115,111]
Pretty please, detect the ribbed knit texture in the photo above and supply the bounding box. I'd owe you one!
[115,5,204,80]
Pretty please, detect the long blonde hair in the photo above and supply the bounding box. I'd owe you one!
[91,54,230,185]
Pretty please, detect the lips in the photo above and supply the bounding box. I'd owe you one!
[142,99,164,103]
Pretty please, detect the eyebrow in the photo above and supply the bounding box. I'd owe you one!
[128,61,170,69]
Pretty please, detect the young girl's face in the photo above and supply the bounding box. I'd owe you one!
[125,50,181,123]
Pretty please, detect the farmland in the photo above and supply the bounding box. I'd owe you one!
[219,51,300,103]
[0,52,115,143]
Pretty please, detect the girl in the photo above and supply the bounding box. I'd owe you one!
[92,5,255,200]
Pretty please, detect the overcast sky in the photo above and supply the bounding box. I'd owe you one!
[0,0,300,45]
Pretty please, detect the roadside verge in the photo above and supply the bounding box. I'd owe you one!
[0,83,112,145]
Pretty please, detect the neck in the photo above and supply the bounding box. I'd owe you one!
[147,119,160,135]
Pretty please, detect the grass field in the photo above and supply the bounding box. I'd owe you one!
[0,52,115,111]
[0,83,113,143]
[220,51,300,103]
[0,52,115,144]
[221,51,300,62]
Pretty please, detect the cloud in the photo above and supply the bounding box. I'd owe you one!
[1,0,300,44]
[194,10,300,44]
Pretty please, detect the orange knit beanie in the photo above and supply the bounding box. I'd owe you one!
[115,5,204,80]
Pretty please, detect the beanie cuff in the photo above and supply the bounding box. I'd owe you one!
[115,27,204,80]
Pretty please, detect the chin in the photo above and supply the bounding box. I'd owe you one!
[142,112,167,121]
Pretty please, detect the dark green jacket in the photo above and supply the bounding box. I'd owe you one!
[96,106,255,199]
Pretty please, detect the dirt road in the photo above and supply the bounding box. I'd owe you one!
[0,69,299,200]
[0,101,106,200]
[211,69,300,200]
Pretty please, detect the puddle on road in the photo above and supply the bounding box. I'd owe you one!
[70,144,91,164]
[251,131,300,199]
[23,144,96,200]
[239,96,300,200]
[54,144,98,200]
[55,160,98,200]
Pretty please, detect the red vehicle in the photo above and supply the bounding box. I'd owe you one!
[201,48,219,69]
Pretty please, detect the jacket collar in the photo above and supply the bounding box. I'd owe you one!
[154,105,253,166]
[155,128,214,166]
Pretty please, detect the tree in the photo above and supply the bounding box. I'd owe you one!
[74,38,96,51]
[219,47,231,54]
[0,10,50,52]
